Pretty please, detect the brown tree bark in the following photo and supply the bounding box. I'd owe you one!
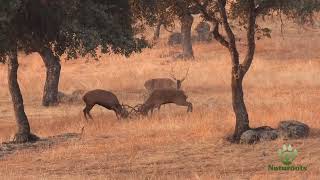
[180,13,194,59]
[8,48,38,143]
[39,47,61,106]
[216,0,256,142]
[231,72,249,142]
[153,21,162,41]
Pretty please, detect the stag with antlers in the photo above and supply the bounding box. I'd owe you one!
[133,89,193,116]
[82,89,136,120]
[144,67,190,92]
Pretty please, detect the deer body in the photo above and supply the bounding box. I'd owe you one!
[139,89,193,116]
[82,89,128,120]
[144,78,177,92]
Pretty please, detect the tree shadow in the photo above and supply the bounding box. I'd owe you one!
[0,133,81,159]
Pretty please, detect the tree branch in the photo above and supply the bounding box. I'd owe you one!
[241,0,256,74]
[192,0,214,21]
[217,0,239,66]
[192,0,229,48]
[212,21,229,48]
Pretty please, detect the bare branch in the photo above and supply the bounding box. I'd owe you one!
[212,22,229,48]
[217,0,240,66]
[192,0,229,48]
[241,0,257,74]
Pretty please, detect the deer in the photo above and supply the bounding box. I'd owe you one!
[144,67,189,92]
[135,89,193,116]
[143,67,189,111]
[82,89,131,120]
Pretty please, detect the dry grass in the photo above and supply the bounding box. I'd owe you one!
[0,19,320,179]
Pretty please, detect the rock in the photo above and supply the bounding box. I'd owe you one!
[195,22,211,42]
[258,129,279,141]
[278,120,310,139]
[240,126,279,144]
[240,130,259,144]
[57,91,68,102]
[168,32,182,46]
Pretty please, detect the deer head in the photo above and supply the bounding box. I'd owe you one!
[170,67,190,89]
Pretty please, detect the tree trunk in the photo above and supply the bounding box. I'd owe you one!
[213,0,256,143]
[153,21,162,41]
[39,47,61,106]
[231,72,250,142]
[180,13,194,59]
[8,48,38,143]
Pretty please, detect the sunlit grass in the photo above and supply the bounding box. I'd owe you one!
[0,19,319,179]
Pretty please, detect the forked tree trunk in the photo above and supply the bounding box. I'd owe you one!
[8,48,38,143]
[180,13,194,59]
[213,0,256,142]
[153,21,162,40]
[39,47,61,106]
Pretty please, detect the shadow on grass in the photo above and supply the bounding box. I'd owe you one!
[0,132,81,159]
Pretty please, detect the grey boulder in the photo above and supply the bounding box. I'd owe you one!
[240,126,279,144]
[278,120,310,139]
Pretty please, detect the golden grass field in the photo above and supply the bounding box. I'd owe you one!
[0,19,320,179]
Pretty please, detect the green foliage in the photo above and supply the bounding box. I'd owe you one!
[0,0,21,63]
[130,0,201,30]
[130,0,176,29]
[227,0,320,39]
[0,0,148,63]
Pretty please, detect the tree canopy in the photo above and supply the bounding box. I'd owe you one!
[0,0,148,62]
[0,0,149,143]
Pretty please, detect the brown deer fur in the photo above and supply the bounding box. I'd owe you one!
[82,89,128,120]
[138,89,193,116]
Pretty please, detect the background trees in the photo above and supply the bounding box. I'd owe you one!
[0,0,147,143]
[132,0,204,59]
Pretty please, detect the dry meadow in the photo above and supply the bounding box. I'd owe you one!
[0,19,320,179]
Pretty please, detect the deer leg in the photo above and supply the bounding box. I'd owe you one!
[150,105,157,116]
[187,101,193,112]
[114,111,120,120]
[87,110,94,119]
[175,101,193,113]
[83,104,94,120]
[83,108,87,120]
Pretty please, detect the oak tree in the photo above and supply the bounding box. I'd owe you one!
[194,0,320,142]
[0,0,147,143]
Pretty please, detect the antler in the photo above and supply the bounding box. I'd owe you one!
[180,67,190,82]
[121,104,143,117]
[132,104,143,112]
[170,67,177,81]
